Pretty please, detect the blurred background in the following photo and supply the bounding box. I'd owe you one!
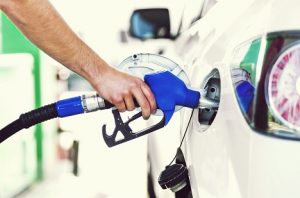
[0,0,186,197]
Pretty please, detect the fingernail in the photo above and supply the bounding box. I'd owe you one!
[143,115,150,120]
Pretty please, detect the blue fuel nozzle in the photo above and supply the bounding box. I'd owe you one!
[55,71,200,125]
[145,71,200,124]
[102,71,201,147]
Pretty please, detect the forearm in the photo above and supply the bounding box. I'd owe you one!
[0,0,157,117]
[0,0,106,86]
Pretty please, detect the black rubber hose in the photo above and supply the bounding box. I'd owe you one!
[0,103,58,143]
[0,119,23,143]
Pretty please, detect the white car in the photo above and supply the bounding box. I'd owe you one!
[129,0,300,197]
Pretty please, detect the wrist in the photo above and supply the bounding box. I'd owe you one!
[74,42,109,88]
[82,57,110,90]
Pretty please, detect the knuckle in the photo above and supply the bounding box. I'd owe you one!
[122,90,130,97]
[129,82,139,90]
[140,100,148,109]
[134,77,142,83]
[133,78,142,87]
[112,97,123,105]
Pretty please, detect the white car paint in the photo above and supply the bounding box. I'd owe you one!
[126,0,300,197]
[174,0,300,197]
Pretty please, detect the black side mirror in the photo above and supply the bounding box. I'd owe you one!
[129,8,171,40]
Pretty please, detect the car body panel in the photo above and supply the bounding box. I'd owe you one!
[127,0,300,197]
[177,0,300,197]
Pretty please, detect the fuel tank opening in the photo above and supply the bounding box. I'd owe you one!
[198,69,220,130]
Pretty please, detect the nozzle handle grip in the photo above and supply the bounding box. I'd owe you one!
[145,71,200,124]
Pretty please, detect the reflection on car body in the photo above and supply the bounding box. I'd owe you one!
[129,0,300,197]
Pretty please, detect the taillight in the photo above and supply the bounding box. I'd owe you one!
[231,31,300,140]
[266,43,300,131]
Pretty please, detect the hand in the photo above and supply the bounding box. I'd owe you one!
[0,0,156,119]
[92,66,157,119]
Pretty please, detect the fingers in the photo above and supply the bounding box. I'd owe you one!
[132,90,151,119]
[131,80,157,119]
[96,68,156,119]
[112,98,126,113]
[140,83,157,114]
[123,91,136,111]
[117,79,156,119]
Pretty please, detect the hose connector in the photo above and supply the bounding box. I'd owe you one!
[56,94,108,118]
[82,94,106,112]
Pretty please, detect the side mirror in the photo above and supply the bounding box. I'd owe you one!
[129,8,171,40]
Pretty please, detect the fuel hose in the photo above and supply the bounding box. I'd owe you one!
[0,94,112,143]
